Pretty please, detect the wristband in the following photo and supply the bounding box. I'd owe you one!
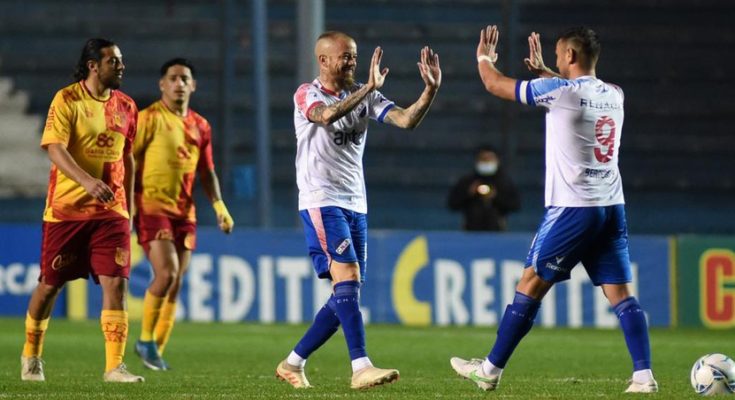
[477,54,498,64]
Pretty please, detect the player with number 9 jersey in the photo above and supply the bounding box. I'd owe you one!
[516,76,624,207]
[449,26,657,394]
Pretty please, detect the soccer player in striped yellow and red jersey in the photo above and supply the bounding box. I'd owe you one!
[20,38,144,383]
[132,58,233,371]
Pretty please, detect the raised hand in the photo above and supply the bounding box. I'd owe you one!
[477,25,500,63]
[524,32,549,76]
[417,46,442,89]
[367,46,389,90]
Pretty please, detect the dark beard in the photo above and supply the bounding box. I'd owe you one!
[102,74,122,90]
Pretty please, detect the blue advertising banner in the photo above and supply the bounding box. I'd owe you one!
[0,224,671,327]
[0,224,66,317]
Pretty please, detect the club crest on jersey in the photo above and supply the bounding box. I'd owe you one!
[335,238,351,255]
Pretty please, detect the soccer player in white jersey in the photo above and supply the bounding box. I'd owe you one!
[275,31,441,390]
[450,26,657,394]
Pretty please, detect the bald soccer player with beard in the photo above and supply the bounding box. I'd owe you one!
[274,31,441,390]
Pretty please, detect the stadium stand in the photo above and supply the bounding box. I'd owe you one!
[0,0,732,233]
[0,73,48,198]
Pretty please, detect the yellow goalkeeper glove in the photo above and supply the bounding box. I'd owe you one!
[212,200,234,234]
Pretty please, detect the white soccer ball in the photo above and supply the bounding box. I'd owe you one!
[691,353,735,395]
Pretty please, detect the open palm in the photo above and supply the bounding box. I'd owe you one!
[524,32,548,75]
[367,46,389,90]
[418,46,442,89]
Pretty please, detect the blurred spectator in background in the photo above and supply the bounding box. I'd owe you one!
[447,144,520,231]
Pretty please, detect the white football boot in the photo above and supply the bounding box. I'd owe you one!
[450,357,500,391]
[625,378,659,393]
[350,366,400,389]
[275,359,312,389]
[21,356,45,381]
[103,363,145,383]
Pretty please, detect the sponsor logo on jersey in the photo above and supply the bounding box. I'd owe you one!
[333,130,365,146]
[583,168,613,179]
[536,95,555,104]
[96,133,115,148]
[580,98,621,110]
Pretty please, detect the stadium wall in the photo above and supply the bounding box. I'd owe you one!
[5,223,725,328]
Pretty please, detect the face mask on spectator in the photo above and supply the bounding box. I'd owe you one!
[476,161,498,176]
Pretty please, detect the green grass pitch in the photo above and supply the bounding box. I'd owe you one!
[0,318,732,399]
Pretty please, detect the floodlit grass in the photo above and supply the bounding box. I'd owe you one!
[0,318,732,399]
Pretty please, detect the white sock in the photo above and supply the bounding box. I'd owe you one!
[351,356,373,373]
[287,351,306,368]
[482,359,503,376]
[633,369,654,383]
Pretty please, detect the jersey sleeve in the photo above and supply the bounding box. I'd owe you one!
[133,109,153,160]
[367,89,395,123]
[123,101,138,155]
[294,83,324,122]
[196,119,215,172]
[40,90,74,148]
[515,77,572,109]
[608,83,625,102]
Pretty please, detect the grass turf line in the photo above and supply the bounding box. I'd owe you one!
[0,318,732,399]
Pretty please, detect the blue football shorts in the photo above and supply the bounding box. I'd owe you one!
[300,206,367,281]
[525,204,632,285]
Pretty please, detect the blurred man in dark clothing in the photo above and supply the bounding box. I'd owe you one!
[447,145,520,231]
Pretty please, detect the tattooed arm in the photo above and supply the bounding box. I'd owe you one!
[384,46,441,130]
[308,84,373,125]
[309,46,390,125]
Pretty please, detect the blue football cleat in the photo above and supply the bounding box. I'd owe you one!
[134,340,168,371]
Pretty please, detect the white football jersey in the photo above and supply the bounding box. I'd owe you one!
[293,79,395,213]
[516,76,625,207]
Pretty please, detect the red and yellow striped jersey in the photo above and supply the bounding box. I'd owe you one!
[133,100,214,222]
[41,82,138,222]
